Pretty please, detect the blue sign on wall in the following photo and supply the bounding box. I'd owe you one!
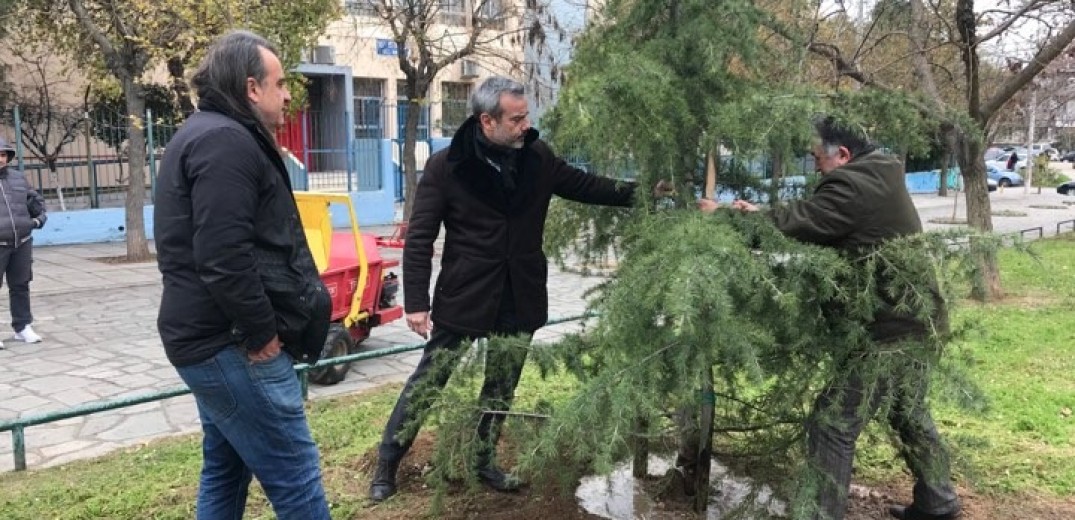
[376,39,400,56]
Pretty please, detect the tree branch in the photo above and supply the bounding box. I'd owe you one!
[981,17,1075,121]
[977,1,1052,44]
[66,0,123,78]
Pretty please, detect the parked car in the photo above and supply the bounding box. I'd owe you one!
[988,178,998,192]
[986,150,1028,173]
[1061,151,1075,162]
[985,164,1024,187]
[983,147,1006,162]
[1058,180,1075,195]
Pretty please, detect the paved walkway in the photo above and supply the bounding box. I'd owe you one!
[2,189,1074,472]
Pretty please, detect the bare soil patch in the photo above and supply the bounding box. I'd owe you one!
[349,435,1075,519]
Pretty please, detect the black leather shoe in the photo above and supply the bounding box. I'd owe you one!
[888,505,961,520]
[476,464,521,492]
[368,458,400,502]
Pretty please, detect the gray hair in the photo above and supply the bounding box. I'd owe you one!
[470,76,526,119]
[192,30,279,132]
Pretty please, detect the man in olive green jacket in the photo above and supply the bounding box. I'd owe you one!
[704,118,961,520]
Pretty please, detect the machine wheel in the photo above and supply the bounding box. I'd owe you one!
[308,325,354,386]
[999,178,1012,188]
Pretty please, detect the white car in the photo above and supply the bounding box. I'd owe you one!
[986,150,1027,172]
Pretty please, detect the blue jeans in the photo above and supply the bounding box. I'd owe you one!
[176,346,330,520]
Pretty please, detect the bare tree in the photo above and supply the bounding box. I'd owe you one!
[2,39,84,210]
[770,0,1075,299]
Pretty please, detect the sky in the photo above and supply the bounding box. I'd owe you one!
[822,0,1073,63]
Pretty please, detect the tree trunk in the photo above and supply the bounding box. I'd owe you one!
[46,161,66,211]
[957,133,1002,300]
[632,416,649,478]
[692,367,715,514]
[167,56,196,117]
[939,126,958,198]
[123,78,151,262]
[401,95,423,221]
[770,148,784,202]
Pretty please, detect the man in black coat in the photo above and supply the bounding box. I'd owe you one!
[712,118,961,520]
[154,31,331,519]
[369,77,651,501]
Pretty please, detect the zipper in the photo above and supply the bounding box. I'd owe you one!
[0,177,17,244]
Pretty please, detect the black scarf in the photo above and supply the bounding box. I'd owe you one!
[474,126,520,193]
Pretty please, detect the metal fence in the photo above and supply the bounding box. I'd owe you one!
[0,313,591,472]
[2,106,179,211]
[1,99,475,211]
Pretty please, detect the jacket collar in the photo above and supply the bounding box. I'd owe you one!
[196,104,293,192]
[444,116,541,214]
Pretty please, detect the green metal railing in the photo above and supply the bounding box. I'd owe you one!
[0,313,592,472]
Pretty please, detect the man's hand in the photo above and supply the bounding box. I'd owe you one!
[652,179,676,197]
[248,335,282,362]
[406,311,432,339]
[697,199,719,214]
[731,199,760,213]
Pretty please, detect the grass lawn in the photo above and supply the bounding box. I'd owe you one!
[2,237,1075,518]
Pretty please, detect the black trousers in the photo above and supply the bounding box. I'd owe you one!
[378,326,531,465]
[805,349,960,520]
[0,240,33,331]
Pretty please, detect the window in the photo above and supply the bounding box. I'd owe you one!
[353,78,385,138]
[439,0,465,26]
[397,80,430,140]
[343,0,378,17]
[476,0,505,28]
[441,82,471,135]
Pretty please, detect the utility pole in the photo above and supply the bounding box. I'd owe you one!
[1025,87,1037,195]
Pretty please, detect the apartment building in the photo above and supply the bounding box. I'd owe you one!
[294,0,526,138]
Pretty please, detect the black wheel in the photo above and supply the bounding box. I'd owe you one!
[999,178,1012,188]
[308,325,354,386]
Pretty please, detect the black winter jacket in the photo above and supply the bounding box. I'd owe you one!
[0,166,47,246]
[154,108,329,367]
[404,117,636,336]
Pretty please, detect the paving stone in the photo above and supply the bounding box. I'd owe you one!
[1,395,51,413]
[352,361,412,379]
[161,398,199,430]
[52,389,102,407]
[25,423,83,446]
[39,439,97,459]
[20,375,90,395]
[109,375,162,390]
[13,361,68,377]
[79,414,123,437]
[41,442,121,469]
[98,411,172,442]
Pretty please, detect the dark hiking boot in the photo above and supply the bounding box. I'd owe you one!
[888,505,962,520]
[476,464,521,493]
[368,458,400,502]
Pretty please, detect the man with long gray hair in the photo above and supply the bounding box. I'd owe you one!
[369,76,667,501]
[154,30,331,519]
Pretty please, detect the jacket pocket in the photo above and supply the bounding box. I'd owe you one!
[265,278,332,364]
